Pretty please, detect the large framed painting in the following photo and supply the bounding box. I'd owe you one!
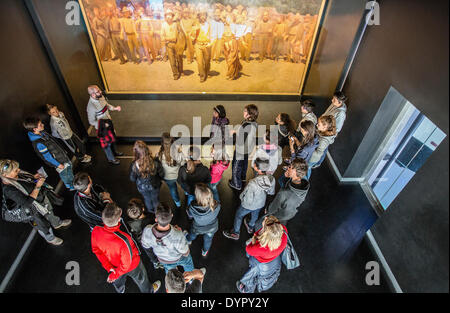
[79,0,326,95]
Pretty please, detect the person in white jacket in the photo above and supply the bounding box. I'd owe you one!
[47,104,91,163]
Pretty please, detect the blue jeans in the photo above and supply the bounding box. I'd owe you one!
[59,163,74,190]
[103,144,115,161]
[233,205,263,234]
[164,179,181,207]
[231,152,248,189]
[138,187,160,214]
[209,181,220,202]
[306,161,318,180]
[162,254,194,273]
[184,191,195,207]
[186,231,215,252]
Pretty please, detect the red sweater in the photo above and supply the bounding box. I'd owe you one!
[91,223,140,280]
[246,225,288,263]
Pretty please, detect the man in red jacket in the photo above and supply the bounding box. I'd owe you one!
[91,202,161,293]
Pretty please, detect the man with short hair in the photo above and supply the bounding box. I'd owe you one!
[86,85,123,164]
[23,117,74,191]
[73,172,111,230]
[141,203,194,273]
[91,203,161,293]
[165,267,206,293]
[269,158,310,225]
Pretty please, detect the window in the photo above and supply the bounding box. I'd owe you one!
[366,101,446,209]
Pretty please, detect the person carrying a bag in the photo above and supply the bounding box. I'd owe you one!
[0,159,71,245]
[236,215,287,293]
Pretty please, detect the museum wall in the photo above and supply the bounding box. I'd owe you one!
[333,0,449,292]
[302,0,366,112]
[0,0,80,286]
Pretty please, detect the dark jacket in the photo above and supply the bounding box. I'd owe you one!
[235,121,258,156]
[2,181,42,220]
[177,163,212,195]
[187,201,221,234]
[210,116,230,142]
[291,135,320,163]
[127,215,153,241]
[28,131,70,168]
[73,184,107,229]
[266,178,309,222]
[129,159,164,191]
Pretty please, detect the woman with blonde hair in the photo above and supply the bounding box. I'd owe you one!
[0,159,71,245]
[186,183,221,257]
[157,132,186,209]
[236,215,288,293]
[129,140,164,213]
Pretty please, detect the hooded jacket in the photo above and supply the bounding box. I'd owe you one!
[141,224,190,263]
[240,174,275,210]
[187,201,221,234]
[210,161,230,184]
[50,112,73,140]
[251,144,282,174]
[266,178,309,222]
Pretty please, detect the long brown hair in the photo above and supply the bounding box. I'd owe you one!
[317,115,337,137]
[186,146,201,174]
[279,113,297,134]
[158,132,176,167]
[133,140,155,178]
[299,120,316,147]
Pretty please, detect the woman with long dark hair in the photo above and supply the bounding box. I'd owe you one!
[288,120,319,164]
[130,141,164,214]
[275,113,297,148]
[157,132,186,209]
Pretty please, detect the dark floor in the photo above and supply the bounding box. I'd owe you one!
[6,143,390,293]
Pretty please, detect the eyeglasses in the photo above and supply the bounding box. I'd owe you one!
[2,160,11,172]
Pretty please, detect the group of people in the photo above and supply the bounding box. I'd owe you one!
[0,83,347,293]
[84,1,318,82]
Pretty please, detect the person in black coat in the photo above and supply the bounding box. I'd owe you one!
[73,172,112,230]
[1,159,71,245]
[130,141,164,214]
[177,146,211,207]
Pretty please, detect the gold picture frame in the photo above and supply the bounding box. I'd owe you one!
[79,0,326,95]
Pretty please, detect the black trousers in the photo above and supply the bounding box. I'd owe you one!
[112,260,153,293]
[63,133,86,160]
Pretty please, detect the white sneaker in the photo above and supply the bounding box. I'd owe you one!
[47,237,63,246]
[54,219,72,229]
[81,155,92,163]
[152,280,161,293]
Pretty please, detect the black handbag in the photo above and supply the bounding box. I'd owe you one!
[1,186,33,223]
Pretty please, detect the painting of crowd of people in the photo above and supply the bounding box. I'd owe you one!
[80,0,323,94]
